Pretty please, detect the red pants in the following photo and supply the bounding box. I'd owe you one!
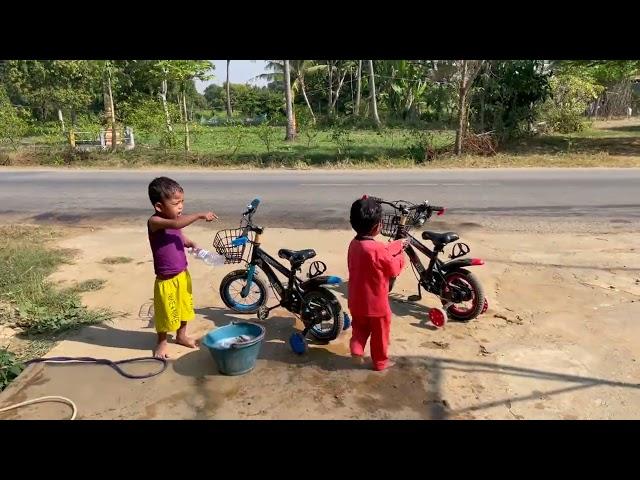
[349,314,391,371]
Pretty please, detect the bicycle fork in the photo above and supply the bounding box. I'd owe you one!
[241,264,256,298]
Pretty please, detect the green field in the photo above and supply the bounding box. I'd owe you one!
[2,118,639,169]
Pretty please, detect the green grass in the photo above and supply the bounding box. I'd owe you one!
[0,225,116,391]
[0,347,23,391]
[2,118,639,169]
[505,119,640,158]
[73,279,108,292]
[134,124,455,161]
[101,256,133,265]
[0,225,114,337]
[0,225,114,391]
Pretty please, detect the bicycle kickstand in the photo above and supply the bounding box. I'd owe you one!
[407,283,422,302]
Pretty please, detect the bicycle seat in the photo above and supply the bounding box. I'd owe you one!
[421,231,459,245]
[278,248,317,264]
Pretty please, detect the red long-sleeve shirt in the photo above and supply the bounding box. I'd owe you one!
[347,237,405,317]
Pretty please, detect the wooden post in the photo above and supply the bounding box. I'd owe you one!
[68,130,76,148]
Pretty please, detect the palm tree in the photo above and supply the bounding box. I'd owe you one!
[225,60,232,117]
[368,60,381,127]
[283,60,296,141]
[255,60,327,123]
[355,60,362,116]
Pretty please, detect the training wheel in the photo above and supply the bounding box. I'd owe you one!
[343,312,351,331]
[289,332,308,355]
[481,298,489,315]
[429,307,448,328]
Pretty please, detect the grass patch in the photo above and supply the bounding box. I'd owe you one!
[101,256,133,265]
[71,278,107,293]
[0,225,114,337]
[0,347,23,391]
[2,118,638,169]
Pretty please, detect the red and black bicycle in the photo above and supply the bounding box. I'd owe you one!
[372,197,488,327]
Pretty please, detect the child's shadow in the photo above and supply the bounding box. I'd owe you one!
[173,306,358,377]
[389,293,439,331]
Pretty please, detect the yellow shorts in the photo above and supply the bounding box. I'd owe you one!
[153,270,195,333]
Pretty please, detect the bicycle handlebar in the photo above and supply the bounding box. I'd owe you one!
[370,196,442,213]
[236,198,262,240]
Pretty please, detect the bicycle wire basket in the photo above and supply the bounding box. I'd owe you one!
[380,208,423,238]
[213,228,253,264]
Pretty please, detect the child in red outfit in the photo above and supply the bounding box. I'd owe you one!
[347,196,408,371]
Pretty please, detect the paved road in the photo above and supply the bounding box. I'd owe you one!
[1,168,639,228]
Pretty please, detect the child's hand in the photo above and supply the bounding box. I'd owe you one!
[200,211,218,222]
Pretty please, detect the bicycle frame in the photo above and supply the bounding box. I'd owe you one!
[388,201,482,296]
[243,240,304,310]
[402,234,447,287]
[234,201,341,312]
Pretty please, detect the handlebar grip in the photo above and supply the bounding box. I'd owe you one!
[431,206,446,216]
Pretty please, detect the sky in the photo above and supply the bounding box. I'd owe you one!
[195,60,269,93]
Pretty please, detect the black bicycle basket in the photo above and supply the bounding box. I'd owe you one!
[213,228,252,264]
[380,210,422,238]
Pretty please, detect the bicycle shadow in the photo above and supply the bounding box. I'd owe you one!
[388,293,439,330]
[334,278,440,330]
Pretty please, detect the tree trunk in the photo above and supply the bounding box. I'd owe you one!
[284,60,297,141]
[328,60,334,116]
[350,67,354,111]
[107,71,117,151]
[299,76,316,124]
[455,61,468,155]
[226,60,232,117]
[159,78,173,133]
[355,60,362,116]
[479,91,485,133]
[182,89,190,152]
[57,109,65,133]
[331,69,348,111]
[368,60,381,127]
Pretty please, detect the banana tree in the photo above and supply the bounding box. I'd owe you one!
[377,60,429,119]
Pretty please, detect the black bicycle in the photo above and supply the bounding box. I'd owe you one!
[215,199,349,354]
[372,197,488,327]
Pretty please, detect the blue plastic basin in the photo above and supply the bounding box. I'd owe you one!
[201,322,265,376]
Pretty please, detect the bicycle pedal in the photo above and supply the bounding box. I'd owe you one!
[407,295,422,302]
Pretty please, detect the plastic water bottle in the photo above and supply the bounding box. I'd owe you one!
[190,248,225,267]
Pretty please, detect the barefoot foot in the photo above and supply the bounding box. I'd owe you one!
[176,334,198,349]
[154,340,170,359]
[373,360,396,372]
[351,354,365,366]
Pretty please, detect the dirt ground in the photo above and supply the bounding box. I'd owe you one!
[2,219,640,420]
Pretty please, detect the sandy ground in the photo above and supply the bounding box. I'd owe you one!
[1,221,640,420]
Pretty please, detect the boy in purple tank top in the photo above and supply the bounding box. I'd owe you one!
[147,177,217,359]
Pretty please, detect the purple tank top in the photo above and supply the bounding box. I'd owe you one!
[148,221,188,279]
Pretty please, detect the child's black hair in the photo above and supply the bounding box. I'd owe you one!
[148,177,184,205]
[350,197,382,236]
